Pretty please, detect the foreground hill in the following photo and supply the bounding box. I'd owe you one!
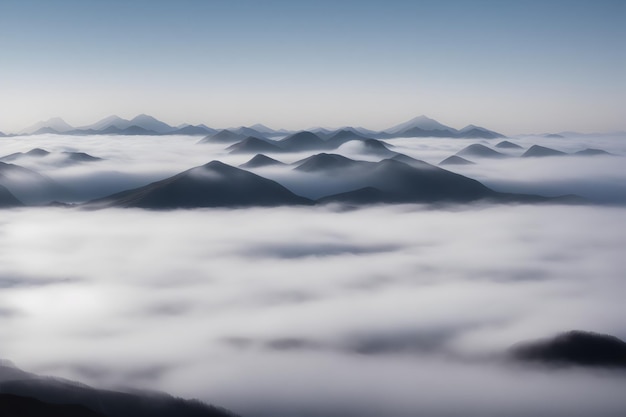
[87,161,312,209]
[509,330,626,368]
[0,361,239,417]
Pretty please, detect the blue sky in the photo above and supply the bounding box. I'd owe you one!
[0,0,624,133]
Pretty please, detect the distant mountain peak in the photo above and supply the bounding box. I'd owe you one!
[385,115,457,135]
[20,117,75,134]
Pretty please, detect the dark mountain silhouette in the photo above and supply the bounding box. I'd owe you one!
[239,154,286,168]
[317,186,388,205]
[318,158,496,204]
[358,139,396,157]
[197,130,246,144]
[509,330,626,368]
[279,131,326,151]
[439,155,475,165]
[226,137,284,154]
[389,153,432,168]
[0,361,239,417]
[293,153,365,173]
[457,125,505,139]
[0,184,23,208]
[0,131,6,137]
[456,144,507,159]
[324,129,372,148]
[0,393,106,417]
[574,148,612,156]
[62,152,102,162]
[521,145,567,158]
[316,157,569,205]
[544,133,564,138]
[495,140,523,149]
[87,160,312,209]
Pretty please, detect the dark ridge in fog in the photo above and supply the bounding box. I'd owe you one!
[0,393,106,417]
[356,139,396,157]
[389,153,433,168]
[456,144,507,159]
[318,158,496,204]
[324,129,373,147]
[521,145,567,158]
[226,137,284,154]
[293,153,367,172]
[239,154,286,168]
[0,362,239,417]
[86,160,313,209]
[509,330,626,368]
[439,155,475,166]
[495,140,524,149]
[279,131,326,151]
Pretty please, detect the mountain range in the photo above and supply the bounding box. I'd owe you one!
[80,154,578,209]
[9,115,505,139]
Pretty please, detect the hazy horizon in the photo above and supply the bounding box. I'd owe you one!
[1,0,625,134]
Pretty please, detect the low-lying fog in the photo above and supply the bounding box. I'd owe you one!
[1,133,625,416]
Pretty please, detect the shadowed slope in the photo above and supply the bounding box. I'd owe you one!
[495,140,523,149]
[0,393,106,417]
[226,137,284,154]
[279,131,326,151]
[87,161,312,209]
[509,330,626,368]
[0,362,239,417]
[521,145,567,158]
[293,153,367,172]
[457,144,507,159]
[439,155,475,166]
[239,154,286,168]
[318,158,496,204]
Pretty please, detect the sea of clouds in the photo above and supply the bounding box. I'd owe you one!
[0,133,625,416]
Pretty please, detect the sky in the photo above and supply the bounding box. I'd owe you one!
[0,0,624,134]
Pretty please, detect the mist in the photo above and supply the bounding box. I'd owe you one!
[1,133,625,416]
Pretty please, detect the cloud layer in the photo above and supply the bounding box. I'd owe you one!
[0,133,625,416]
[1,203,625,416]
